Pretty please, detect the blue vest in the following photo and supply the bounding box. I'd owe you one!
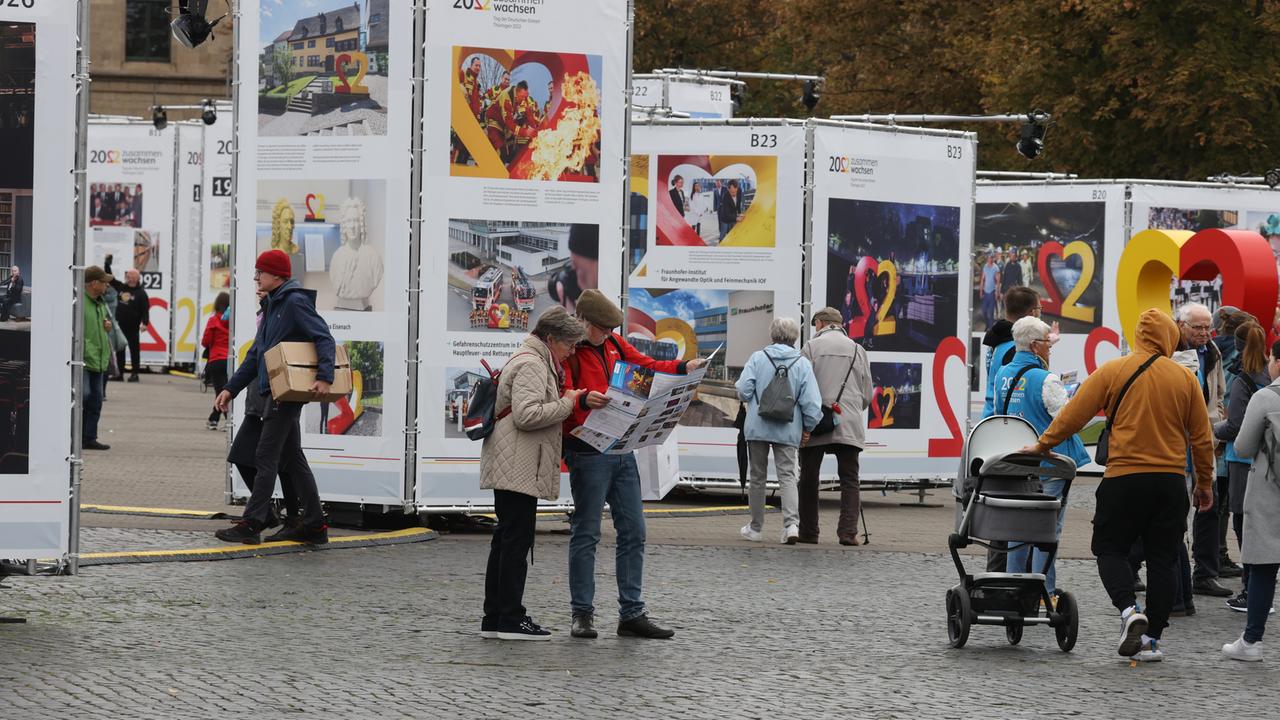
[982,339,1017,419]
[993,351,1091,468]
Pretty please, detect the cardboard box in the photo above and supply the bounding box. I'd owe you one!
[264,342,352,403]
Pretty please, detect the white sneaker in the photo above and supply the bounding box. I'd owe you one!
[1222,635,1264,662]
[1131,637,1164,662]
[781,524,799,545]
[740,524,762,542]
[1118,606,1149,657]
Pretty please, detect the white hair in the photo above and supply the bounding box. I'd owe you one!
[770,317,800,345]
[1011,316,1051,351]
[1175,302,1211,323]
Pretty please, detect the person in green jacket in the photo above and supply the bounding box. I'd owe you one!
[83,266,113,450]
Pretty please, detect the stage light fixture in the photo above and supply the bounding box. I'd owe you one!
[1016,112,1048,160]
[152,106,168,130]
[1265,168,1280,189]
[730,84,745,115]
[800,80,821,113]
[171,0,228,50]
[201,99,217,125]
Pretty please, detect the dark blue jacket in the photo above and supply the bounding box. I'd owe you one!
[225,279,334,398]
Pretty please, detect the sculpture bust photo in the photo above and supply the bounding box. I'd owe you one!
[329,197,384,311]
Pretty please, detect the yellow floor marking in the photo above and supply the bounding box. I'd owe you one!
[77,527,433,560]
[82,504,219,517]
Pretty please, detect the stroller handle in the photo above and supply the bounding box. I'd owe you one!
[975,495,1061,511]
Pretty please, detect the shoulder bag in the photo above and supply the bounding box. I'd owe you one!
[1094,354,1160,466]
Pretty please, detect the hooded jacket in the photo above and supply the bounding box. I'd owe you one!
[980,319,1017,418]
[224,279,335,399]
[735,343,823,447]
[1037,309,1215,490]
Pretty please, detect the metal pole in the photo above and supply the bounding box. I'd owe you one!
[168,127,183,366]
[977,170,1078,180]
[226,0,242,504]
[657,68,822,83]
[800,121,816,342]
[829,113,1045,124]
[403,0,428,512]
[619,0,635,317]
[68,0,92,576]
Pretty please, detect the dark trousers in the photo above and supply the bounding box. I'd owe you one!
[1217,476,1232,560]
[243,399,324,529]
[82,370,105,442]
[1191,478,1221,580]
[0,297,15,322]
[1245,564,1279,643]
[483,489,537,626]
[117,324,141,375]
[1235,513,1250,595]
[205,360,228,424]
[798,444,861,541]
[1092,473,1189,640]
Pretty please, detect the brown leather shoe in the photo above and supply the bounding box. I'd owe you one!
[839,536,861,546]
[795,536,819,545]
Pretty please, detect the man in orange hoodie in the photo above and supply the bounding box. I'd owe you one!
[1023,308,1214,662]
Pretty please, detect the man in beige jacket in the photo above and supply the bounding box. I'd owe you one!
[798,307,873,545]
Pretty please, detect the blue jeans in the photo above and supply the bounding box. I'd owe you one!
[1245,563,1279,643]
[982,291,996,329]
[567,450,647,621]
[1007,478,1066,593]
[82,370,106,442]
[719,221,734,240]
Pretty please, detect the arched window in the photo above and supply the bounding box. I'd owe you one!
[335,18,344,32]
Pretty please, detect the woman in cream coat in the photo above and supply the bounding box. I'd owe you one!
[480,307,584,641]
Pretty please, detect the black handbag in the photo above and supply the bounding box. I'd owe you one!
[1094,354,1160,465]
[811,356,858,437]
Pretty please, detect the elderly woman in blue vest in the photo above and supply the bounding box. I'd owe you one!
[735,317,823,545]
[994,316,1090,594]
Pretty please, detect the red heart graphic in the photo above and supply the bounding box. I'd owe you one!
[1036,241,1066,316]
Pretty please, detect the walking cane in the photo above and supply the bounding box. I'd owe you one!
[859,502,870,545]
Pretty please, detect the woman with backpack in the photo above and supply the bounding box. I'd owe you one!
[1216,321,1271,615]
[734,317,823,545]
[479,307,585,641]
[1219,335,1280,661]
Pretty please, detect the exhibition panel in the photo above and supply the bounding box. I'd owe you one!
[0,1,78,563]
[197,104,233,376]
[416,0,629,508]
[172,123,205,367]
[85,121,177,367]
[809,121,978,481]
[234,0,414,507]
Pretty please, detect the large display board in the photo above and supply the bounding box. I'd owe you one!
[0,3,76,561]
[197,105,233,373]
[628,120,806,479]
[416,0,629,507]
[172,123,205,366]
[971,183,1127,416]
[633,74,735,119]
[85,122,177,367]
[809,122,977,479]
[235,0,413,506]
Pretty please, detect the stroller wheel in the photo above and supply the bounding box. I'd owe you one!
[946,586,971,649]
[1054,590,1079,652]
[1005,622,1023,645]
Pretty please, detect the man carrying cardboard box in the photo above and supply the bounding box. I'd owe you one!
[214,249,335,545]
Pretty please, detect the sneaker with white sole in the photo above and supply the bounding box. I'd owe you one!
[1131,636,1164,662]
[1118,605,1149,657]
[1222,635,1264,662]
[496,616,551,641]
[740,524,762,542]
[479,617,498,640]
[781,524,799,545]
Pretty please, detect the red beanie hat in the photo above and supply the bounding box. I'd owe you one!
[255,249,292,278]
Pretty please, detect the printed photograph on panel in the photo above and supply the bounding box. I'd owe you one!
[257,1,391,137]
[446,219,599,332]
[303,341,384,436]
[826,198,961,353]
[449,47,602,182]
[626,287,774,428]
[867,362,922,430]
[972,201,1106,334]
[0,22,35,473]
[1148,207,1240,316]
[256,180,387,312]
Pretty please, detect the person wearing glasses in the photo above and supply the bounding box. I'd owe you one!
[994,316,1090,597]
[1173,303,1231,605]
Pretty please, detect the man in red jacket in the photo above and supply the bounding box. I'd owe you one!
[562,290,705,640]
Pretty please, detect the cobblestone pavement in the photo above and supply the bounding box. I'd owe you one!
[3,535,1277,719]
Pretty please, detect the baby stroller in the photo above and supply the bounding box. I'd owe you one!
[946,415,1079,651]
